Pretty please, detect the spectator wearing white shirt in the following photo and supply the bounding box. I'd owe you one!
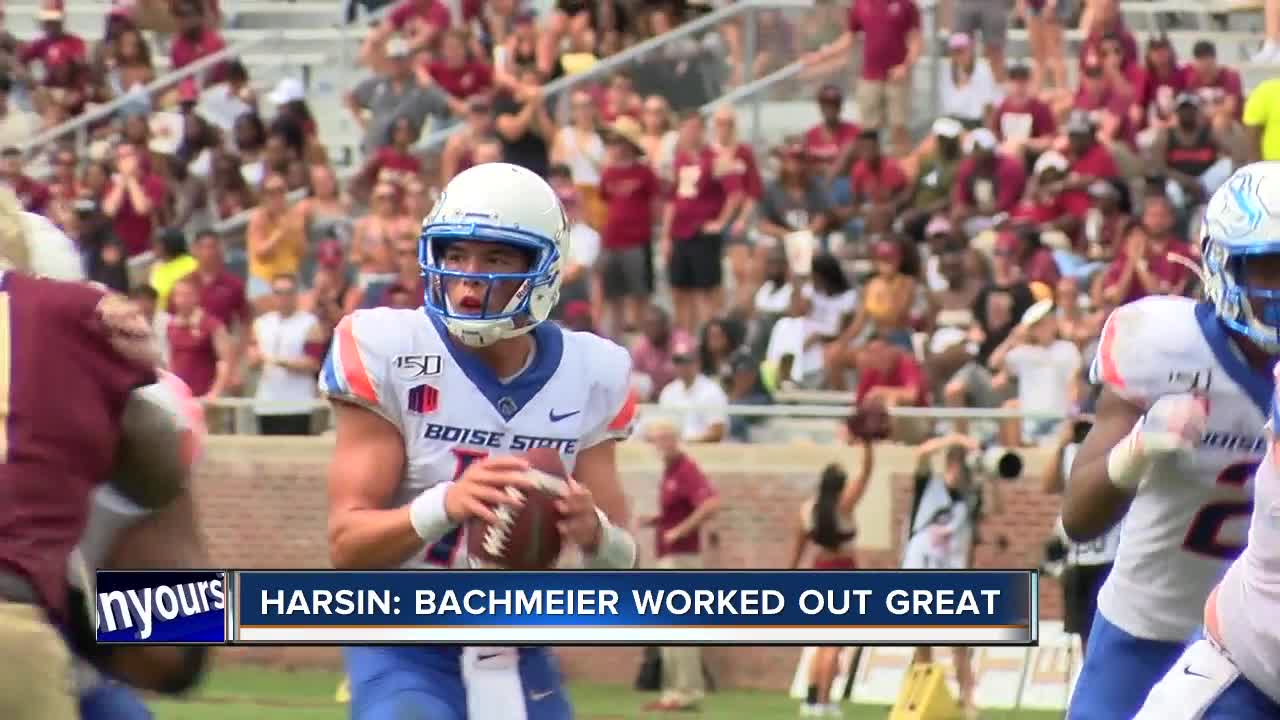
[939,33,1004,129]
[987,298,1082,446]
[657,337,729,443]
[764,254,857,387]
[248,274,328,435]
[130,284,172,368]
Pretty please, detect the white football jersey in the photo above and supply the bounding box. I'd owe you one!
[1208,363,1280,705]
[1091,296,1270,643]
[319,308,636,569]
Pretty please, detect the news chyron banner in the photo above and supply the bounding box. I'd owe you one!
[96,570,1037,646]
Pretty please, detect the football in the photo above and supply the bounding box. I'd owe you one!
[465,448,568,570]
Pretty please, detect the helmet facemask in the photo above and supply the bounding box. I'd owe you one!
[419,222,562,347]
[1203,236,1280,353]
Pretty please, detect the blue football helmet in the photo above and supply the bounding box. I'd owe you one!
[1201,161,1280,353]
[418,163,568,347]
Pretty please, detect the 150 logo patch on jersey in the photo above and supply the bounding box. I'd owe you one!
[395,354,442,380]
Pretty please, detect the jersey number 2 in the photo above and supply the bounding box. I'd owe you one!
[1182,461,1257,560]
[423,449,489,566]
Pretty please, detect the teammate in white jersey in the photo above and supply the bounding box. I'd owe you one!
[321,163,638,720]
[1063,165,1280,720]
[1134,162,1280,719]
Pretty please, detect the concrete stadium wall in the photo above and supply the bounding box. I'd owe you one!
[198,437,1062,690]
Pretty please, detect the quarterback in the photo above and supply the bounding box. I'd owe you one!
[1063,164,1279,719]
[1135,162,1280,718]
[321,163,638,720]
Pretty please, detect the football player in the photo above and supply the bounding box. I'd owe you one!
[322,163,638,720]
[1134,162,1280,718]
[0,191,193,718]
[1064,164,1280,719]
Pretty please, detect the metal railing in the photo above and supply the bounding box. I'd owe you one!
[20,35,277,156]
[201,397,1068,434]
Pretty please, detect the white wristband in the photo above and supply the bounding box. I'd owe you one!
[1105,433,1146,492]
[583,508,637,569]
[408,482,458,544]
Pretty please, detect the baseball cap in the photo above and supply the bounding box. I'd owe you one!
[1020,298,1055,327]
[268,77,305,106]
[672,341,696,362]
[1176,92,1202,108]
[925,215,953,238]
[932,117,964,139]
[1033,150,1069,175]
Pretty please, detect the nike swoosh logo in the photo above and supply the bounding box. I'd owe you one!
[549,409,580,422]
[1183,666,1210,679]
[477,652,503,661]
[529,690,555,701]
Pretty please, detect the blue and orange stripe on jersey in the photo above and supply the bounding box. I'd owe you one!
[320,315,380,407]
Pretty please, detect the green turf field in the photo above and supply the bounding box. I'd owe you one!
[147,666,1064,719]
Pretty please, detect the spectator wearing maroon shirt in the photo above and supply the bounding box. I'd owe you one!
[382,0,451,56]
[1000,225,1060,288]
[358,115,424,197]
[166,275,233,400]
[1136,36,1185,133]
[638,419,720,712]
[1182,40,1244,133]
[170,0,228,87]
[951,129,1026,235]
[708,106,764,311]
[661,113,732,333]
[803,85,861,191]
[803,0,922,153]
[853,334,928,440]
[0,147,51,215]
[1101,219,1193,304]
[185,230,250,383]
[102,143,167,258]
[847,130,910,216]
[18,0,87,74]
[1054,112,1120,218]
[599,117,660,337]
[420,28,493,117]
[1078,0,1138,72]
[992,64,1057,158]
[1073,59,1137,153]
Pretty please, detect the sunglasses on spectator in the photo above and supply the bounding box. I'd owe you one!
[272,285,296,295]
[264,184,287,194]
[375,192,396,201]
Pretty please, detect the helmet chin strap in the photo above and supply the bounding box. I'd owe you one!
[1170,252,1206,286]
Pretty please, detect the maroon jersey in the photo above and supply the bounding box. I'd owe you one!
[0,273,155,620]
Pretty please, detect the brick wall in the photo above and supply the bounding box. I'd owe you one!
[196,438,1064,690]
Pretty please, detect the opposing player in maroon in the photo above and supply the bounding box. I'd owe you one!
[0,191,189,719]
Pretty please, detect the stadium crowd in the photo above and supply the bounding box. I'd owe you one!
[1,0,1279,447]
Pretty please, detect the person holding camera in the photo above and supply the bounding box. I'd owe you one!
[901,433,1007,717]
[1041,415,1119,656]
[790,440,873,718]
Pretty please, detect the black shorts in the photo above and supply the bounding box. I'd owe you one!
[600,246,650,300]
[668,231,722,290]
[1062,562,1112,637]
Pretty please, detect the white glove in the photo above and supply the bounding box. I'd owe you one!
[1106,393,1207,491]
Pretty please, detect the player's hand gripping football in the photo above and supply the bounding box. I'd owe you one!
[556,477,603,553]
[1107,392,1208,492]
[444,456,538,525]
